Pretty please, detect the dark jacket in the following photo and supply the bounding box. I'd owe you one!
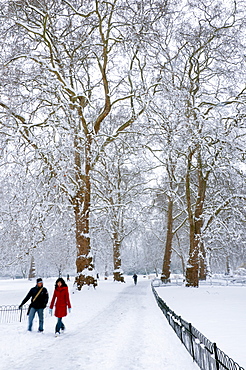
[50,286,71,318]
[20,285,49,309]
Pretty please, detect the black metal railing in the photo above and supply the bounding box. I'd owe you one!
[152,284,245,370]
[0,304,29,324]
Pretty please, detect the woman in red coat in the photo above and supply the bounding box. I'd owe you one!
[50,278,71,336]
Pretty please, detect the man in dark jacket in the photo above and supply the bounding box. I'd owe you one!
[19,278,49,332]
[133,274,138,285]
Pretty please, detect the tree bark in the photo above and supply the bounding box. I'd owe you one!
[113,233,125,283]
[225,255,231,275]
[161,198,173,283]
[185,229,199,287]
[186,151,207,287]
[73,134,97,290]
[199,241,207,280]
[185,151,199,287]
[28,256,36,280]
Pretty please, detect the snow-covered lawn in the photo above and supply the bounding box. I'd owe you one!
[156,284,246,369]
[2,276,245,370]
[0,276,199,370]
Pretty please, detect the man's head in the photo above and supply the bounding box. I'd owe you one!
[36,278,43,286]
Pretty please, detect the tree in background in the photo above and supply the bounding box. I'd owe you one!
[93,138,146,282]
[147,0,246,286]
[0,0,245,283]
[1,0,158,287]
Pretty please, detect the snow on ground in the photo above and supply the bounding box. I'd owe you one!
[0,276,199,370]
[156,284,246,369]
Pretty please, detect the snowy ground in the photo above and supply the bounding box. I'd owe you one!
[0,276,199,370]
[156,284,246,369]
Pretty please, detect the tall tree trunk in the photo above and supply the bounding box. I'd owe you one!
[185,151,198,286]
[161,198,173,283]
[195,154,207,282]
[186,226,199,286]
[186,151,207,287]
[175,234,186,276]
[73,134,97,290]
[199,241,207,280]
[225,255,231,275]
[28,256,36,280]
[113,233,125,282]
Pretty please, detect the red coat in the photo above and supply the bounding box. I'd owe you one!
[50,286,71,318]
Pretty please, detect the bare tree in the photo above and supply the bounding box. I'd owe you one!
[147,0,246,286]
[0,0,152,287]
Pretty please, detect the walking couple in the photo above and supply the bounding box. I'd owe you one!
[19,277,71,336]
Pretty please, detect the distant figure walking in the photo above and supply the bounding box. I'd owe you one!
[19,278,49,332]
[133,274,138,285]
[67,274,70,281]
[49,278,72,337]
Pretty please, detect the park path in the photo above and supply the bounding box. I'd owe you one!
[1,279,199,370]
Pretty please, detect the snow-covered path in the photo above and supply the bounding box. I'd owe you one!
[0,278,199,370]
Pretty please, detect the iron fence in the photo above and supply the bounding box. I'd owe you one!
[0,304,29,324]
[152,284,245,370]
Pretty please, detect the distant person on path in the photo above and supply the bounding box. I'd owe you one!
[19,278,49,332]
[67,274,70,281]
[133,274,138,285]
[49,277,72,337]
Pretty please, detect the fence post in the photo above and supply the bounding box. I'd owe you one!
[20,307,23,322]
[179,316,183,343]
[213,343,220,370]
[189,323,195,361]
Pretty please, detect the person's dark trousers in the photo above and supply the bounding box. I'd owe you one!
[28,307,44,331]
[55,317,65,333]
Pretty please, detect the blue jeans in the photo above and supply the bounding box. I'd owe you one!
[55,317,65,333]
[28,307,44,331]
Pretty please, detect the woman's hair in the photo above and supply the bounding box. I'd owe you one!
[55,277,67,288]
